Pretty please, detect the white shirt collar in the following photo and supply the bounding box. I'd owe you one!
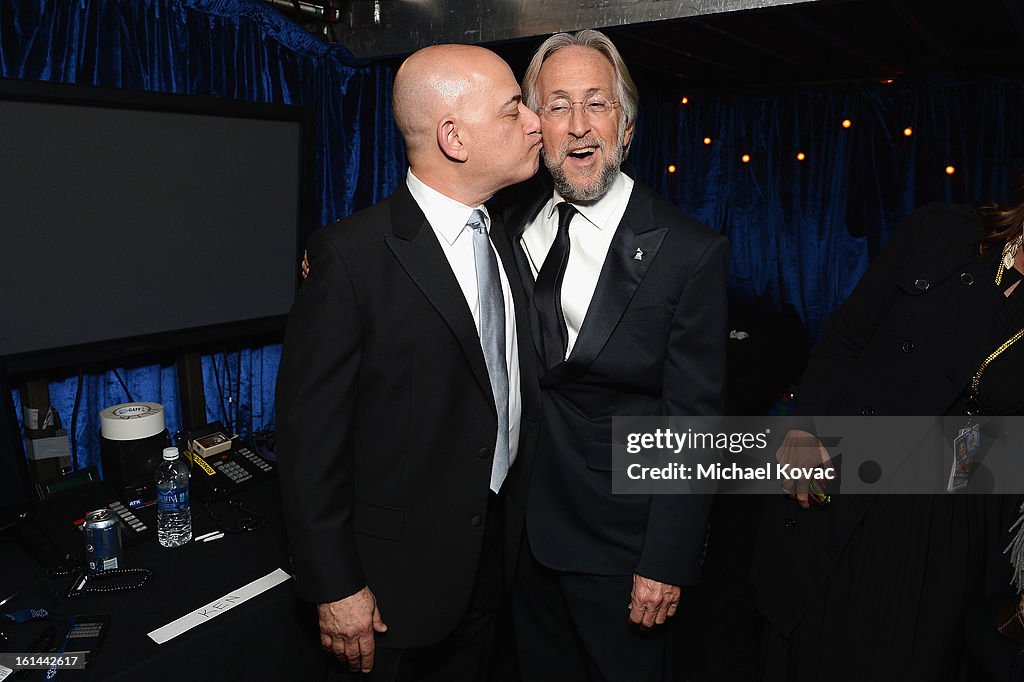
[543,171,632,230]
[406,168,490,245]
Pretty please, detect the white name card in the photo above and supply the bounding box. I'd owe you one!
[147,568,292,644]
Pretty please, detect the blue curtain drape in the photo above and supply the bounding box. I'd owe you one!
[5,1,1024,470]
[631,77,1024,337]
[3,0,405,470]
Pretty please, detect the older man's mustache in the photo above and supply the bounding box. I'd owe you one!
[556,136,605,160]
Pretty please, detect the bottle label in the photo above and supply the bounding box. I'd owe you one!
[157,487,189,513]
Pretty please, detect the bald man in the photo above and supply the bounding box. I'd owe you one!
[276,45,542,681]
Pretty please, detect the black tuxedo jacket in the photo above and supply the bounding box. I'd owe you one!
[276,183,539,649]
[503,175,728,585]
[753,203,1024,634]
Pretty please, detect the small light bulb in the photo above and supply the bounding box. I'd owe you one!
[741,154,751,163]
[681,97,689,105]
[842,119,852,129]
[903,127,913,137]
[945,165,956,175]
[796,152,806,161]
[703,137,712,145]
[667,165,677,173]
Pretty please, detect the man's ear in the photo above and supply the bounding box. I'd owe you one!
[437,118,467,162]
[622,121,636,150]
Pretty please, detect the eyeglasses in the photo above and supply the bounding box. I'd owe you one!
[537,97,620,119]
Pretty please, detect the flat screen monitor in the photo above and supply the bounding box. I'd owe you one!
[0,78,313,374]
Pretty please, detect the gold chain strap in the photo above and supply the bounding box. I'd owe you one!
[975,236,1024,395]
[972,327,1024,394]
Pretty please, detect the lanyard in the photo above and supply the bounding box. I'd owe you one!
[1,608,75,680]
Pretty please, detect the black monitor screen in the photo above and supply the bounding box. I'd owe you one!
[0,79,309,368]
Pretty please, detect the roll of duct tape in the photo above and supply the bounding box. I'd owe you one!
[99,402,166,441]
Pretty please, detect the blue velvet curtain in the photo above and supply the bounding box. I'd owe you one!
[631,77,1024,336]
[3,0,405,470]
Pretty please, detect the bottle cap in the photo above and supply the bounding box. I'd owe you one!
[163,446,180,461]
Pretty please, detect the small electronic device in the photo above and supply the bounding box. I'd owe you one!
[183,425,275,502]
[63,614,109,665]
[191,431,231,458]
[20,470,155,569]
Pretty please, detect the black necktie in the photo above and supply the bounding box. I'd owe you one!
[534,202,577,369]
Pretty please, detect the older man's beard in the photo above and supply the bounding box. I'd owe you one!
[544,128,627,203]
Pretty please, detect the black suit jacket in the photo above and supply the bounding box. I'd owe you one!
[276,183,539,649]
[753,203,1024,634]
[503,175,728,585]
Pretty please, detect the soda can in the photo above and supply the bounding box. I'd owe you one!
[84,508,122,573]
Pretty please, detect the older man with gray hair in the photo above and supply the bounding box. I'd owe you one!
[503,29,728,681]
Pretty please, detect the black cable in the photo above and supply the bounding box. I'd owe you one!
[111,369,134,403]
[69,370,83,471]
[202,498,265,534]
[234,344,242,436]
[66,568,153,598]
[211,354,229,430]
[222,350,234,435]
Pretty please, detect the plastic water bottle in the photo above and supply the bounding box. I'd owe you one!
[156,446,192,547]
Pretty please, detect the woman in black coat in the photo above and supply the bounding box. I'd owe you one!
[753,199,1024,681]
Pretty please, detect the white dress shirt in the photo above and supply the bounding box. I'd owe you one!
[519,171,634,358]
[406,170,521,468]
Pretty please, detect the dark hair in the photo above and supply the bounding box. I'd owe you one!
[978,171,1024,254]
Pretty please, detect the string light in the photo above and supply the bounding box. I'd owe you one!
[842,119,852,129]
[945,165,956,175]
[681,97,689,105]
[741,154,751,163]
[703,137,712,145]
[667,164,677,173]
[903,127,913,137]
[796,152,806,161]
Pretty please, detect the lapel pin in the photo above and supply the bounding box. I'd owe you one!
[633,248,644,261]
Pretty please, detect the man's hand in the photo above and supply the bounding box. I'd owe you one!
[301,249,311,279]
[318,586,388,673]
[776,428,833,509]
[628,574,681,629]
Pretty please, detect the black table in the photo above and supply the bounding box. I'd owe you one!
[1,481,328,681]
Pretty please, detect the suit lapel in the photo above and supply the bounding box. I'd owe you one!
[385,184,495,408]
[542,183,667,385]
[505,188,549,363]
[491,212,538,407]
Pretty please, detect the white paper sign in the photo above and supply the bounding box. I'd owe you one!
[147,568,292,644]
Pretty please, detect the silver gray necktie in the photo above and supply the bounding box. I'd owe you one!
[468,209,510,492]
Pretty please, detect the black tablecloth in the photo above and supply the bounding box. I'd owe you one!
[1,481,327,681]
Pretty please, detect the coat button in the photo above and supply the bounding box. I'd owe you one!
[901,340,914,353]
[478,447,491,459]
[914,278,929,291]
[470,515,483,527]
[784,518,798,530]
[961,272,974,286]
[861,406,875,416]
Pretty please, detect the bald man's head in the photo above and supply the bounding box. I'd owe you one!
[393,44,498,154]
[391,44,542,206]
